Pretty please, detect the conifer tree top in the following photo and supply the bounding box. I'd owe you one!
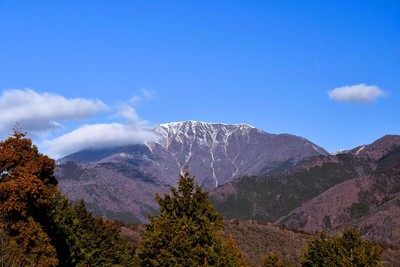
[139,171,247,266]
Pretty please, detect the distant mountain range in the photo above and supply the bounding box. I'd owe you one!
[56,121,327,222]
[211,135,400,247]
[55,121,400,247]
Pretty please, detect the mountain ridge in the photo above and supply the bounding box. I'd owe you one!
[56,122,400,248]
[211,134,400,247]
[56,120,328,222]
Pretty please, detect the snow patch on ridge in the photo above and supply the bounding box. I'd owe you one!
[141,120,328,189]
[356,146,366,155]
[151,121,258,188]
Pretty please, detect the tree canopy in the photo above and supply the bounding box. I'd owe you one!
[139,170,247,266]
[302,228,382,267]
[0,129,137,266]
[0,129,59,265]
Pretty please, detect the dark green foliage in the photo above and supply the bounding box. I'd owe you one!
[262,253,286,267]
[376,146,400,171]
[213,155,366,222]
[85,202,143,224]
[260,159,296,175]
[51,197,138,266]
[349,202,370,219]
[302,228,382,267]
[139,171,247,266]
[322,215,332,229]
[99,161,158,184]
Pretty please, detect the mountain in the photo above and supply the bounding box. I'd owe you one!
[56,121,328,222]
[211,135,400,247]
[55,159,169,223]
[211,153,371,221]
[149,121,328,188]
[349,134,400,161]
[279,135,400,246]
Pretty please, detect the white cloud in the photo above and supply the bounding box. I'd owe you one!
[141,88,156,100]
[0,88,159,158]
[328,84,386,103]
[129,88,157,105]
[41,91,158,158]
[43,122,158,159]
[117,105,141,124]
[0,89,108,134]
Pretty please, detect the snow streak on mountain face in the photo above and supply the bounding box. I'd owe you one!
[57,120,329,223]
[59,120,328,190]
[151,121,260,187]
[146,121,328,189]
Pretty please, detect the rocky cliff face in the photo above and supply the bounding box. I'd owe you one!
[56,121,328,222]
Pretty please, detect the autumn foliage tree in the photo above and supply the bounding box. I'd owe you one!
[0,128,138,266]
[139,171,247,266]
[0,128,59,266]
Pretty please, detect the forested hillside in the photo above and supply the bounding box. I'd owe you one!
[211,135,400,249]
[1,131,395,266]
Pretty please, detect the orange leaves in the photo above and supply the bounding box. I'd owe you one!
[0,173,54,216]
[0,129,60,265]
[12,219,59,266]
[0,129,57,216]
[0,129,55,183]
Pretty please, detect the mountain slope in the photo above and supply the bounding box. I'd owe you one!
[211,135,400,247]
[149,121,328,188]
[211,153,371,221]
[55,160,169,223]
[56,121,328,222]
[279,138,400,247]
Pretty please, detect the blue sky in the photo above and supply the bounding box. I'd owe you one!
[0,1,399,158]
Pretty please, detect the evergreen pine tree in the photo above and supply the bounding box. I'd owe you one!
[139,171,247,266]
[51,198,138,266]
[302,228,382,267]
[262,253,286,267]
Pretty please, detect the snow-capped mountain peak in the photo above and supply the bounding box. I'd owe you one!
[155,121,255,135]
[143,121,328,188]
[57,120,330,223]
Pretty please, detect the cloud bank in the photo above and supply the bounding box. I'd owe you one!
[328,84,385,104]
[44,103,158,159]
[0,89,108,133]
[0,88,159,159]
[43,123,157,159]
